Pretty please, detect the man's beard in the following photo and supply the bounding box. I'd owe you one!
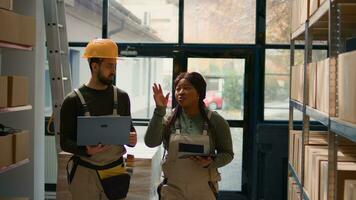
[98,73,114,85]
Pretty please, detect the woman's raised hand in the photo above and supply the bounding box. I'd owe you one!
[152,83,170,107]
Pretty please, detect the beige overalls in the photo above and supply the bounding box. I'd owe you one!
[160,111,221,200]
[69,86,128,200]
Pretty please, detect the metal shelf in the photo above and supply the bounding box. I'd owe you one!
[0,41,33,51]
[0,105,32,113]
[0,159,30,174]
[291,1,356,41]
[330,117,356,142]
[306,106,329,126]
[290,99,303,112]
[288,162,310,200]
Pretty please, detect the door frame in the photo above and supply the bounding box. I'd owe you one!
[169,47,255,199]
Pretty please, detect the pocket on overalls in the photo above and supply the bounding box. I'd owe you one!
[97,164,131,199]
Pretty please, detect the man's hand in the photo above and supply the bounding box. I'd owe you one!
[86,144,111,155]
[128,132,137,147]
[190,156,213,168]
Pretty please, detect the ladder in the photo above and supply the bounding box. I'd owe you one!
[43,0,72,155]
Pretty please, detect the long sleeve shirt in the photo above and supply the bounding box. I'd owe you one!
[60,85,134,158]
[144,106,234,169]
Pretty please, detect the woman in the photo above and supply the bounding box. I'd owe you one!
[145,72,234,200]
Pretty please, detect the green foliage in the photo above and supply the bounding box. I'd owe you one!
[222,74,243,110]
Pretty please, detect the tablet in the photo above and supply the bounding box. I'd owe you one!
[178,153,216,159]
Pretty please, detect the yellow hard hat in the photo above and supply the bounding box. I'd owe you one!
[82,38,118,59]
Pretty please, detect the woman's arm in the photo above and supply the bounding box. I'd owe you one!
[209,112,234,168]
[144,106,167,147]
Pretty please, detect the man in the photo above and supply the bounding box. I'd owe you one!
[60,38,137,200]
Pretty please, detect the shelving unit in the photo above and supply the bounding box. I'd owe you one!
[0,105,32,113]
[0,159,30,175]
[288,0,356,200]
[0,41,33,51]
[0,1,45,199]
[288,162,310,200]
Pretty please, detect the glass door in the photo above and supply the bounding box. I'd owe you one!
[187,58,246,193]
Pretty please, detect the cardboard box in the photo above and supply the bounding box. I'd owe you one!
[0,0,12,10]
[320,161,356,200]
[319,0,326,5]
[305,146,356,199]
[292,0,301,32]
[13,130,29,163]
[291,65,304,103]
[308,148,356,200]
[0,76,7,108]
[344,180,356,200]
[309,0,319,16]
[0,9,35,46]
[316,58,329,114]
[0,134,13,168]
[300,0,309,24]
[8,76,28,107]
[338,51,356,124]
[307,62,317,108]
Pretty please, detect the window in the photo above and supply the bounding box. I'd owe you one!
[266,0,292,44]
[188,58,245,120]
[184,0,256,44]
[116,58,173,118]
[264,49,327,120]
[109,0,179,43]
[188,58,244,192]
[65,0,103,42]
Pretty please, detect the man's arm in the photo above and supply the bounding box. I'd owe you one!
[60,94,90,156]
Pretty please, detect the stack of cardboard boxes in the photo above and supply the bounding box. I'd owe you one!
[0,76,29,108]
[0,0,32,171]
[291,0,328,34]
[0,130,30,169]
[0,0,35,47]
[289,131,356,200]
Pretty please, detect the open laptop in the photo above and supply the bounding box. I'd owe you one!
[77,115,131,145]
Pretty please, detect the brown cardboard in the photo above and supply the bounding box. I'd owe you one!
[0,134,13,168]
[307,62,317,108]
[305,146,356,200]
[344,180,356,200]
[0,0,12,10]
[300,0,309,24]
[0,9,35,46]
[320,161,356,200]
[309,0,319,16]
[291,65,304,103]
[13,130,29,163]
[8,76,28,107]
[316,58,329,114]
[338,51,356,124]
[292,0,301,32]
[311,149,356,200]
[0,76,7,108]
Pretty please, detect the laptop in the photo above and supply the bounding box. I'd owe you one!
[77,115,131,145]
